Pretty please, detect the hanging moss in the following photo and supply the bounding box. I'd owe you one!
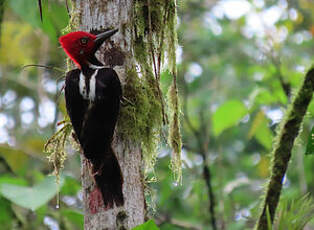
[128,0,182,182]
[118,67,161,173]
[45,119,72,183]
[166,1,182,184]
[167,81,182,184]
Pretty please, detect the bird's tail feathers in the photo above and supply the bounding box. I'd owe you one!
[91,148,124,208]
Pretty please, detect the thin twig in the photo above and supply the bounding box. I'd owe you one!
[22,64,65,73]
[270,56,291,98]
[199,109,217,230]
[38,0,43,22]
[202,158,217,230]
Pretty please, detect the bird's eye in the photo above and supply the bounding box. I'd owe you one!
[80,37,89,45]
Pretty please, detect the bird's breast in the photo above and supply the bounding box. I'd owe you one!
[79,69,101,101]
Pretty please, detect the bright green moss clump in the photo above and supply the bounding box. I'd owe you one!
[118,67,161,173]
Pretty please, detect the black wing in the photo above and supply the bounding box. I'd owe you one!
[64,69,88,140]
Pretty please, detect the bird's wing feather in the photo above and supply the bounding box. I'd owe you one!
[65,69,88,140]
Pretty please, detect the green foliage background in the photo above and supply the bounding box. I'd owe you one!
[0,0,313,229]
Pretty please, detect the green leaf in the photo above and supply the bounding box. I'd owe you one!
[61,209,84,230]
[266,205,272,230]
[61,176,81,196]
[0,175,27,186]
[9,0,68,42]
[212,100,247,136]
[248,111,274,150]
[0,197,14,229]
[254,88,277,106]
[0,176,64,211]
[305,126,314,155]
[276,194,314,229]
[0,145,29,176]
[132,220,159,230]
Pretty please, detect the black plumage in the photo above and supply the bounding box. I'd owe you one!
[65,67,124,208]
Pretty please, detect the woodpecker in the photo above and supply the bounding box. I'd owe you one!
[59,29,124,208]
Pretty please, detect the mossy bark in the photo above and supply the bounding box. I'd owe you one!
[255,67,314,230]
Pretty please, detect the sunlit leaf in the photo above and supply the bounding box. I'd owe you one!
[132,220,159,230]
[212,100,247,136]
[248,110,265,138]
[0,175,27,186]
[249,111,274,150]
[254,88,277,106]
[255,120,273,151]
[0,176,64,211]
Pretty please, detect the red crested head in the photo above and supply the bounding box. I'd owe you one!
[59,31,96,68]
[59,29,118,69]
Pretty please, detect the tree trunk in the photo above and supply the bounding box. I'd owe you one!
[74,1,146,229]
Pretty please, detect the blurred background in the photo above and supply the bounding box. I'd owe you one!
[0,0,313,229]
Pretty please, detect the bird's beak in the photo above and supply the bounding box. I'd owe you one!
[94,28,118,50]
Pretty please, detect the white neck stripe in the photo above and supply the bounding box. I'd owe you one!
[79,69,99,101]
[89,70,98,101]
[79,72,87,99]
[87,62,105,70]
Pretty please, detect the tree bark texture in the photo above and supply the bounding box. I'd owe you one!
[74,1,146,229]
